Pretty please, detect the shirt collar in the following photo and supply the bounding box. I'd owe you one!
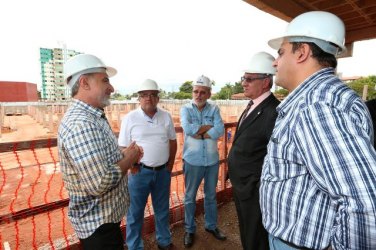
[73,99,105,119]
[251,91,271,107]
[277,67,335,112]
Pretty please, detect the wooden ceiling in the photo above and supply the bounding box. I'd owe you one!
[243,0,376,45]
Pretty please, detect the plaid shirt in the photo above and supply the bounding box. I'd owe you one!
[260,68,376,249]
[58,99,129,239]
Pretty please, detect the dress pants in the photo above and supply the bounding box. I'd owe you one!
[80,222,123,250]
[233,186,269,250]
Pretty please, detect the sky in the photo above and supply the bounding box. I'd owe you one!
[1,0,376,95]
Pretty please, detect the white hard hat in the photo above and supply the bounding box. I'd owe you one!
[268,11,346,56]
[244,52,276,75]
[193,75,212,89]
[64,54,117,87]
[138,79,159,92]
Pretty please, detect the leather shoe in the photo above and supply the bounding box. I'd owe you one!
[184,232,194,248]
[158,243,173,250]
[205,228,227,241]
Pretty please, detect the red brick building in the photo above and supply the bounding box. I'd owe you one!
[0,81,38,102]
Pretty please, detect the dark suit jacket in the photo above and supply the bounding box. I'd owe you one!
[228,94,280,200]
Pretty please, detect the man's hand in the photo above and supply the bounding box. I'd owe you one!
[192,132,211,140]
[118,142,143,174]
[196,125,213,135]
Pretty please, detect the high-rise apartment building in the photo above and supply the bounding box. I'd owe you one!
[40,47,81,101]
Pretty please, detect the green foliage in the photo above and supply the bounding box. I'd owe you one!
[168,81,193,99]
[233,81,243,94]
[347,75,376,100]
[274,88,289,96]
[111,92,127,100]
[179,81,193,93]
[173,92,192,100]
[212,81,243,100]
[212,83,233,100]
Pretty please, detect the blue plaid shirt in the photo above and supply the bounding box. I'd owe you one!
[58,99,129,239]
[260,68,376,249]
[181,101,224,166]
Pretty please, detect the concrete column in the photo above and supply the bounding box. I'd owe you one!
[43,106,48,128]
[49,106,54,133]
[57,113,63,130]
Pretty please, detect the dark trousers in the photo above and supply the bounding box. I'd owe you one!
[233,189,269,250]
[79,222,124,250]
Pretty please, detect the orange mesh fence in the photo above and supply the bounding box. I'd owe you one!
[0,123,236,250]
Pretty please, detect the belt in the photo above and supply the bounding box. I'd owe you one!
[141,163,167,171]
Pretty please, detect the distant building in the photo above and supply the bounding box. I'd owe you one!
[0,81,38,102]
[40,47,82,101]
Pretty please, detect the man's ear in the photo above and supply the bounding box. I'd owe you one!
[296,43,311,63]
[79,75,90,90]
[262,77,271,89]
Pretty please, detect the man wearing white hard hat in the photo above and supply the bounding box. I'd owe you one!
[58,54,142,249]
[259,11,376,249]
[180,75,225,248]
[118,79,177,250]
[228,52,280,250]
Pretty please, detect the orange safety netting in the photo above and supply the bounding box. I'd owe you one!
[0,124,236,250]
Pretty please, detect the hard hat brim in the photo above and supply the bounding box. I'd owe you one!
[106,66,117,78]
[268,37,284,50]
[268,36,347,56]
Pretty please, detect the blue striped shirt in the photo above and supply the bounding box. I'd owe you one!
[181,101,224,166]
[260,68,376,249]
[58,99,129,239]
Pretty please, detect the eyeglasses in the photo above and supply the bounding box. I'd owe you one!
[193,90,208,95]
[139,93,159,98]
[241,76,267,83]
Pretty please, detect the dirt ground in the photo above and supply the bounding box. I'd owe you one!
[142,200,241,250]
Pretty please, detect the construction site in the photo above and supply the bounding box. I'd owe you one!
[1,0,376,249]
[0,100,245,249]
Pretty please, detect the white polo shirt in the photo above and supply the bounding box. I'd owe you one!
[118,107,176,167]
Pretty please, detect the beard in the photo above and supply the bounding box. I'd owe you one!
[99,95,111,108]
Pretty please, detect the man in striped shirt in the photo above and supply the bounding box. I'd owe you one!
[260,11,376,249]
[58,54,142,250]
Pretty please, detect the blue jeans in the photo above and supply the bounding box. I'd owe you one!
[126,166,171,250]
[183,161,219,233]
[268,234,300,250]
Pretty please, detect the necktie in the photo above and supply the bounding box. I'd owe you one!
[239,100,253,126]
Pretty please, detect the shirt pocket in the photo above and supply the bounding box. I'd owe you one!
[204,115,214,126]
[265,157,308,181]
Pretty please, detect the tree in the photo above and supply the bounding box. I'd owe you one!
[347,75,376,100]
[173,92,192,99]
[212,82,243,100]
[111,92,127,100]
[171,81,193,99]
[179,81,193,93]
[212,83,233,100]
[233,81,243,94]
